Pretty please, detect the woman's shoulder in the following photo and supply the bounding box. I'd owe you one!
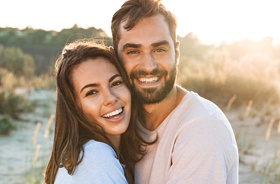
[78,140,126,181]
[56,140,127,183]
[83,140,117,158]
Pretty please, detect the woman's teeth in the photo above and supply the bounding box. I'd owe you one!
[102,108,123,118]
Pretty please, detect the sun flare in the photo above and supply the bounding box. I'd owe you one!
[0,0,279,45]
[164,0,280,44]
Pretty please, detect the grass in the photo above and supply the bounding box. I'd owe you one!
[232,100,280,183]
[24,114,54,184]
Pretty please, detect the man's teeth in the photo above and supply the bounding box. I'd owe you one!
[139,77,159,83]
[103,108,123,118]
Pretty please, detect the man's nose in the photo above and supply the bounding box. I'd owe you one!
[140,53,157,72]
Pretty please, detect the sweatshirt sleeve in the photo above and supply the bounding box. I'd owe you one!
[166,117,238,184]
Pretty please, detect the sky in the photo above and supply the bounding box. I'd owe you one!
[1,0,279,45]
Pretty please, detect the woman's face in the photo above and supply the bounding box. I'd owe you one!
[72,57,131,140]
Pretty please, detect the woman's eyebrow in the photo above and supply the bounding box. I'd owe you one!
[80,74,121,93]
[80,83,98,93]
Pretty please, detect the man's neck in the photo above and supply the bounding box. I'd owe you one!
[142,85,185,131]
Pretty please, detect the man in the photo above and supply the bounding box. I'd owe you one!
[111,0,239,183]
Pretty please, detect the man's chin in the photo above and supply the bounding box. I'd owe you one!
[134,88,166,104]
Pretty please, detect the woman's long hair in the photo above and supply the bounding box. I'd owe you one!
[44,39,150,184]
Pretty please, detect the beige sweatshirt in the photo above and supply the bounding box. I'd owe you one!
[135,90,238,184]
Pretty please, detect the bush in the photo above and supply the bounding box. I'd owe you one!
[0,115,15,135]
[0,89,37,119]
[177,45,280,108]
[179,72,280,108]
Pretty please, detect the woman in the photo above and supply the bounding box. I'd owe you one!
[44,39,148,184]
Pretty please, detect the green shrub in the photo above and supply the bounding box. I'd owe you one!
[0,89,37,119]
[0,115,15,135]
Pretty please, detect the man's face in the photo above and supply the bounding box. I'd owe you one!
[117,14,179,104]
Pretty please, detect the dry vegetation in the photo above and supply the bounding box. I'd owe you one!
[0,38,279,183]
[177,43,280,108]
[177,40,280,183]
[0,68,55,90]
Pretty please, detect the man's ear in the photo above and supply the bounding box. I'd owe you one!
[175,41,180,65]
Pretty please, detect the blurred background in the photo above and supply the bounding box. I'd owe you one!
[0,0,279,183]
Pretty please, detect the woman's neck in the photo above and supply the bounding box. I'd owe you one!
[106,135,121,154]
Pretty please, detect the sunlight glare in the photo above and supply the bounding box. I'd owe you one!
[164,0,280,45]
[1,0,279,45]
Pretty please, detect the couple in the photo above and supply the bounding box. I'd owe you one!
[45,0,239,183]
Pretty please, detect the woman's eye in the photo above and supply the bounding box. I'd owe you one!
[112,80,124,87]
[85,90,97,97]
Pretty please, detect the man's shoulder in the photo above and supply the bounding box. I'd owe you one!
[170,89,229,130]
[177,89,222,114]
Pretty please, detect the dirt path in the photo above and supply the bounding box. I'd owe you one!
[226,106,280,184]
[0,89,56,184]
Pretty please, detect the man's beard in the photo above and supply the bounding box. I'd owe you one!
[131,66,177,104]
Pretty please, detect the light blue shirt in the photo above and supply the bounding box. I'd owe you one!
[55,140,128,184]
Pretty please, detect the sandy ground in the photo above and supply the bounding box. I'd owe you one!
[227,108,280,184]
[0,89,279,184]
[0,89,56,184]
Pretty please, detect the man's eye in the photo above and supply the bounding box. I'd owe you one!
[85,90,97,97]
[127,50,138,55]
[154,48,166,53]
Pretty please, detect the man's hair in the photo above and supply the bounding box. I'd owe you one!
[111,0,177,54]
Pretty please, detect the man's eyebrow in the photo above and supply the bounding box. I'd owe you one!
[151,40,170,47]
[122,43,141,50]
[122,40,170,50]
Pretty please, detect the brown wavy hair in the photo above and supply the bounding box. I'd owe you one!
[44,39,149,184]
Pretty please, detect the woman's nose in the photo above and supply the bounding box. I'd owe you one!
[103,90,118,105]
